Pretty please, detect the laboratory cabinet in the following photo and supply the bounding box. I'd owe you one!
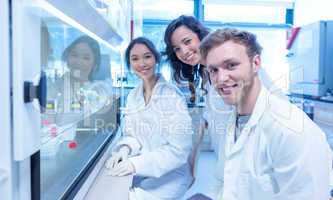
[0,0,133,200]
[288,21,333,97]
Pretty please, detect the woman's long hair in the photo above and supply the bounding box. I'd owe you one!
[164,15,209,102]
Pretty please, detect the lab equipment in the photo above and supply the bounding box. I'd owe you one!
[288,21,333,97]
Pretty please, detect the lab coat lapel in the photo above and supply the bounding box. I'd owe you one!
[224,111,237,157]
[122,81,146,115]
[225,115,250,158]
[224,86,268,158]
[125,76,166,113]
[245,86,268,130]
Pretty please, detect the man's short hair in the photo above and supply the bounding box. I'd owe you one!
[200,28,263,61]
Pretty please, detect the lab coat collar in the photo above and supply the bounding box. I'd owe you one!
[124,75,167,113]
[147,75,167,101]
[225,85,270,157]
[244,85,269,131]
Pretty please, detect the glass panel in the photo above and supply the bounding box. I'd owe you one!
[207,25,290,92]
[204,4,286,23]
[89,0,132,42]
[30,4,123,200]
[135,0,194,20]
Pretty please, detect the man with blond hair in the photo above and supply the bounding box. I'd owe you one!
[199,28,332,200]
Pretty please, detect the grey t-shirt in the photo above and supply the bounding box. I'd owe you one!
[235,114,251,142]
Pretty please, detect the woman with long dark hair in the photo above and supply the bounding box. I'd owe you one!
[105,37,193,200]
[164,15,210,104]
[164,15,232,199]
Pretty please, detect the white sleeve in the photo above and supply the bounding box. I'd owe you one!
[115,115,142,156]
[129,89,193,178]
[206,133,227,199]
[114,91,142,156]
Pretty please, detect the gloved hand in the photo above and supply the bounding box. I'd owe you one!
[105,146,130,170]
[107,159,135,176]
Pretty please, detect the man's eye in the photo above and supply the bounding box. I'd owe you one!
[225,63,236,70]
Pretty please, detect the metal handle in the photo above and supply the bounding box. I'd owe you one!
[24,71,47,113]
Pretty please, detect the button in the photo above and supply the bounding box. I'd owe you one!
[68,141,78,149]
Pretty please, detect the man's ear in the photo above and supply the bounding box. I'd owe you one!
[252,54,261,73]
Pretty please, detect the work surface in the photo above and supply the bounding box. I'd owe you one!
[84,166,133,200]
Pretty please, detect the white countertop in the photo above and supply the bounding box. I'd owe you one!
[84,167,133,200]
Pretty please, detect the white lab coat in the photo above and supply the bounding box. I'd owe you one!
[116,76,193,200]
[215,85,332,200]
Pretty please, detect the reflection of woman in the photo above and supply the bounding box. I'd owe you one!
[49,35,106,113]
[105,37,193,200]
[62,36,101,107]
[62,35,100,84]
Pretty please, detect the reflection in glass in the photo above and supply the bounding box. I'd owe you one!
[40,16,120,200]
[48,35,111,115]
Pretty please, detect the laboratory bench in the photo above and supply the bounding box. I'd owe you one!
[289,93,333,150]
[84,167,132,200]
[289,93,333,104]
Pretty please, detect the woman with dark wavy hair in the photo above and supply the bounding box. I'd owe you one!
[164,15,210,103]
[164,16,231,148]
[164,16,232,199]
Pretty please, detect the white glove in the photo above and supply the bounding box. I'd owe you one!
[107,160,135,176]
[105,146,130,169]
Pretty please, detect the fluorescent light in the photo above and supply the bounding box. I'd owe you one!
[34,0,120,52]
[204,0,295,8]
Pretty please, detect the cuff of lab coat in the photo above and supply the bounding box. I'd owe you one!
[128,155,149,177]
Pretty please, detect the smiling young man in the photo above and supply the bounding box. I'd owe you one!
[199,28,332,200]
